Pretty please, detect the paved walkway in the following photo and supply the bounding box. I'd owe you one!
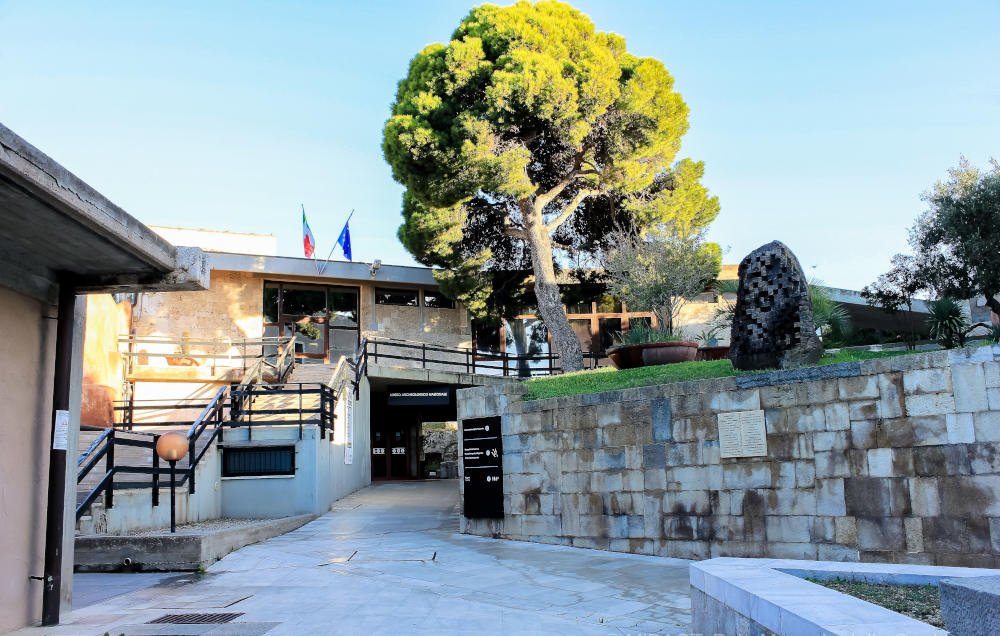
[24,481,692,635]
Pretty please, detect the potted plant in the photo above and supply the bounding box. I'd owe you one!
[602,226,721,369]
[694,326,730,360]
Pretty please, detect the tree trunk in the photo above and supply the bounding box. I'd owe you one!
[521,200,585,373]
[983,292,1000,322]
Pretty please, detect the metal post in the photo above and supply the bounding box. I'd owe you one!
[298,384,303,440]
[421,343,426,368]
[41,283,75,625]
[105,429,115,510]
[188,436,196,494]
[169,460,177,533]
[152,435,160,507]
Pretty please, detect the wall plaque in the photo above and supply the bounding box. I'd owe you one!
[718,409,768,458]
[387,386,451,406]
[461,416,503,518]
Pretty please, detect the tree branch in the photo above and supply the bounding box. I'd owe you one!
[545,188,600,234]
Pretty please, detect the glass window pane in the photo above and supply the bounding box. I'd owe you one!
[566,299,592,315]
[328,289,358,326]
[423,291,455,309]
[282,285,326,317]
[473,320,501,354]
[597,294,622,314]
[570,319,593,352]
[263,284,279,323]
[598,318,622,352]
[375,288,418,306]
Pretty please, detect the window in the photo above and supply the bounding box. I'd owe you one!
[596,294,623,314]
[375,288,418,306]
[328,288,358,326]
[423,291,455,309]
[222,447,295,477]
[598,318,622,352]
[281,285,326,317]
[472,319,501,354]
[263,283,279,323]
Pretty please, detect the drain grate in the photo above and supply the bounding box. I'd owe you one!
[147,612,244,624]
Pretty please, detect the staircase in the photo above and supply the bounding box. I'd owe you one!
[285,361,342,386]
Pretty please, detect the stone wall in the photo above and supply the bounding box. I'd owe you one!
[134,270,264,354]
[457,345,1000,567]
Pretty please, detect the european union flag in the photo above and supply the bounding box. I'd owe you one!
[336,220,352,261]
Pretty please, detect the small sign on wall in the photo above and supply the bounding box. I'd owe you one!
[718,409,768,458]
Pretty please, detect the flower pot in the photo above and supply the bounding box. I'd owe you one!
[606,341,700,370]
[697,345,731,361]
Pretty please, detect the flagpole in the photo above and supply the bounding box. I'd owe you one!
[318,209,355,275]
[303,204,322,275]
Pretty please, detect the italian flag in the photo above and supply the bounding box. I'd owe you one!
[302,208,316,258]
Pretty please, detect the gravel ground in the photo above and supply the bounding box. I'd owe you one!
[809,578,944,628]
[124,517,279,536]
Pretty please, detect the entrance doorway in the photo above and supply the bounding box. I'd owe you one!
[370,384,456,481]
[263,281,359,363]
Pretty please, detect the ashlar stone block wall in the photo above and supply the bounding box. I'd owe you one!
[457,345,1000,567]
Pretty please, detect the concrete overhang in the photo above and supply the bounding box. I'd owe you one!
[207,251,439,287]
[0,123,208,303]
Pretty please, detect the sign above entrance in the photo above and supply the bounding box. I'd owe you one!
[461,416,504,518]
[387,386,451,406]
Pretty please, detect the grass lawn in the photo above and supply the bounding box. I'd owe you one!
[521,349,917,401]
[807,578,943,628]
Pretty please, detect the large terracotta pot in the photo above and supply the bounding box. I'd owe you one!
[697,345,731,361]
[606,341,700,370]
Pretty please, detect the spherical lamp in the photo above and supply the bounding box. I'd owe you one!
[155,432,188,533]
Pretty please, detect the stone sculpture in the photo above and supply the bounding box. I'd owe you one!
[729,240,823,370]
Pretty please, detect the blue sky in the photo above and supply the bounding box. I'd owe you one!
[2,1,997,289]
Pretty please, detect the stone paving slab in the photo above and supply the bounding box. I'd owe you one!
[19,481,692,635]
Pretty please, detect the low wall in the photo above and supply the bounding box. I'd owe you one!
[457,345,1000,567]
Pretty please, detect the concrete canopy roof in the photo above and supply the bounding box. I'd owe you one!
[0,123,208,302]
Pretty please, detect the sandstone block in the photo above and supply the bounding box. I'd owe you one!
[644,468,666,491]
[878,372,906,419]
[984,361,1000,388]
[797,379,839,404]
[857,517,905,551]
[765,515,812,542]
[651,397,672,442]
[903,367,953,394]
[759,384,798,409]
[818,543,860,562]
[766,541,818,560]
[771,462,796,489]
[905,392,956,417]
[663,490,713,516]
[947,413,976,444]
[952,363,988,413]
[975,411,1000,442]
[938,475,1000,516]
[835,516,858,545]
[815,450,851,478]
[904,517,924,553]
[709,389,760,413]
[849,400,879,421]
[723,462,771,489]
[850,420,877,449]
[868,448,893,477]
[839,375,879,400]
[795,461,816,488]
[913,445,972,477]
[969,442,1000,475]
[907,415,948,446]
[816,478,847,516]
[767,488,817,515]
[988,387,1000,411]
[824,402,850,431]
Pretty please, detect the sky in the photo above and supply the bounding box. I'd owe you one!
[1,0,998,290]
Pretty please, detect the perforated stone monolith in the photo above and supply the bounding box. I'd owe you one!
[729,240,823,371]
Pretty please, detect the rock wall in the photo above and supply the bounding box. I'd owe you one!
[457,346,1000,567]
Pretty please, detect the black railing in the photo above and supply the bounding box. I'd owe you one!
[230,382,335,441]
[355,336,604,378]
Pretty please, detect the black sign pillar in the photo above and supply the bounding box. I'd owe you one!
[461,416,504,518]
